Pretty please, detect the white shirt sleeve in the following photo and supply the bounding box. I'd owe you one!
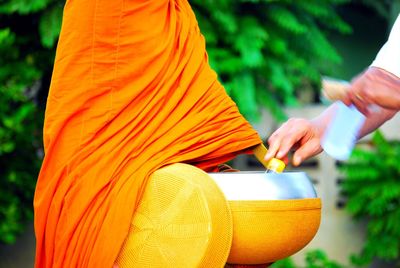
[371,14,400,78]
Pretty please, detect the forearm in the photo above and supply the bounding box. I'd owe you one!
[310,103,337,134]
[358,108,397,138]
[312,104,397,140]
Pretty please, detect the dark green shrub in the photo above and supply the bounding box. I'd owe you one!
[192,0,351,122]
[0,0,62,243]
[0,0,350,244]
[340,131,400,266]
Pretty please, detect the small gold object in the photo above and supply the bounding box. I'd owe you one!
[355,93,363,101]
[253,144,285,173]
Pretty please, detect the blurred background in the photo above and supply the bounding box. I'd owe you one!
[1,0,400,267]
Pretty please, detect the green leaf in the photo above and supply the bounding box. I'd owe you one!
[0,0,51,14]
[268,6,307,34]
[39,5,63,48]
[296,1,332,18]
[230,72,259,122]
[1,142,15,154]
[212,10,238,34]
[233,17,268,68]
[0,28,12,44]
[372,130,391,154]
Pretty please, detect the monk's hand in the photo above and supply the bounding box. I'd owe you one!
[346,67,400,115]
[264,118,324,166]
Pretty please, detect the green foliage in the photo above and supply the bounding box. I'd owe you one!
[0,0,62,243]
[339,131,400,266]
[191,0,351,122]
[0,0,351,244]
[271,249,344,268]
[39,4,62,48]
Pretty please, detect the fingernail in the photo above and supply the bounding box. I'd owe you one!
[277,151,284,158]
[293,156,301,166]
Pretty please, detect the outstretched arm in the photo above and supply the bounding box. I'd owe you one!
[265,14,400,166]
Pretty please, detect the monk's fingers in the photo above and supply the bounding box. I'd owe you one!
[292,138,322,166]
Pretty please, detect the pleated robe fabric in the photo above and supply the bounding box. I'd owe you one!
[34,0,262,267]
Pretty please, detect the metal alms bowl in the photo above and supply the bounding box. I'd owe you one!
[208,171,317,201]
[208,172,322,265]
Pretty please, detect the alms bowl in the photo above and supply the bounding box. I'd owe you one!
[208,172,321,265]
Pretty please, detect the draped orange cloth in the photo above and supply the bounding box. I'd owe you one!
[34,0,261,267]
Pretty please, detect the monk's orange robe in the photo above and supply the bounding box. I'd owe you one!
[34,0,261,267]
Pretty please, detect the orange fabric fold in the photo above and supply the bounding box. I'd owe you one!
[34,0,261,267]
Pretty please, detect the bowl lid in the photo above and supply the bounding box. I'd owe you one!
[116,163,233,267]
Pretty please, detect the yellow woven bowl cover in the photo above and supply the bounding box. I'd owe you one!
[115,163,233,268]
[227,198,321,265]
